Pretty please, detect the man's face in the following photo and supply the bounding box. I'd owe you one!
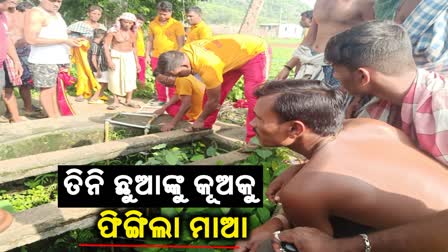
[40,0,63,13]
[158,10,172,22]
[155,74,176,87]
[300,16,312,28]
[120,19,134,31]
[0,1,9,12]
[250,95,295,147]
[332,64,365,95]
[88,9,102,22]
[136,19,144,28]
[7,0,17,11]
[186,11,201,25]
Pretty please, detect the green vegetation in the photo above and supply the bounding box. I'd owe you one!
[199,0,311,25]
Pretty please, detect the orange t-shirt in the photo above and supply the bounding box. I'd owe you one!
[186,21,213,43]
[181,34,267,89]
[149,17,185,57]
[175,75,205,120]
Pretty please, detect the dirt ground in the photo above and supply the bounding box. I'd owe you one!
[0,94,159,123]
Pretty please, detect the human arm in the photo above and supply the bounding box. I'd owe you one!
[234,217,285,252]
[24,9,79,47]
[162,95,192,131]
[176,22,186,50]
[274,209,448,252]
[103,32,115,70]
[192,86,220,129]
[145,31,154,65]
[7,38,23,77]
[266,162,307,203]
[132,33,141,73]
[154,95,179,116]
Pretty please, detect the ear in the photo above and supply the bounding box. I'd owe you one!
[357,67,371,88]
[288,121,305,139]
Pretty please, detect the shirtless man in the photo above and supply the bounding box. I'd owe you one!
[235,80,448,251]
[275,0,374,86]
[104,12,141,110]
[25,0,80,118]
[4,0,42,119]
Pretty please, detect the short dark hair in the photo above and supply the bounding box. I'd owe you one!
[156,51,186,75]
[136,14,145,21]
[156,1,173,12]
[254,80,344,136]
[301,10,313,20]
[186,6,202,16]
[88,5,103,13]
[16,1,34,12]
[325,21,415,74]
[93,29,106,39]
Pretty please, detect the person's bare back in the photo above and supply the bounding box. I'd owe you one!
[281,118,448,235]
[310,0,374,52]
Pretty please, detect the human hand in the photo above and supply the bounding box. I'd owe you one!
[154,108,165,116]
[161,122,175,132]
[136,63,142,73]
[234,226,276,252]
[272,227,337,252]
[65,38,81,47]
[13,61,23,78]
[108,62,116,71]
[96,71,102,78]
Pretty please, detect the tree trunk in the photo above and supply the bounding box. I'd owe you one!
[239,0,265,34]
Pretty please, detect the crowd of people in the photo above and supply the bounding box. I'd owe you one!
[1,0,448,251]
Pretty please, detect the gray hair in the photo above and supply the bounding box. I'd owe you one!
[186,6,202,16]
[156,51,186,75]
[325,21,415,74]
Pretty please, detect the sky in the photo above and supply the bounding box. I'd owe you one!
[305,0,316,8]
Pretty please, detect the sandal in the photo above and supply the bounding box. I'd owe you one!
[183,126,211,133]
[107,104,120,110]
[121,101,141,108]
[99,95,109,101]
[24,111,47,119]
[88,99,105,104]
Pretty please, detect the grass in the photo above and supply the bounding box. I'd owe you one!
[269,41,296,80]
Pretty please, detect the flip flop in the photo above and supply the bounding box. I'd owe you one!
[24,111,47,119]
[184,126,211,133]
[121,102,141,108]
[107,104,120,110]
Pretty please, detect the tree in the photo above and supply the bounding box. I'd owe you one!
[239,0,264,34]
[57,0,197,26]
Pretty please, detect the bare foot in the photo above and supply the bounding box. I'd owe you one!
[0,209,13,233]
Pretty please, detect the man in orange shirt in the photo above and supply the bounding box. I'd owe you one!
[185,6,212,43]
[145,1,185,103]
[153,72,205,131]
[156,34,270,142]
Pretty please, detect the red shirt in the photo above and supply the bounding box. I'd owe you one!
[0,13,8,68]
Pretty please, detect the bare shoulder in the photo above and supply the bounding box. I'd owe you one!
[356,0,375,20]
